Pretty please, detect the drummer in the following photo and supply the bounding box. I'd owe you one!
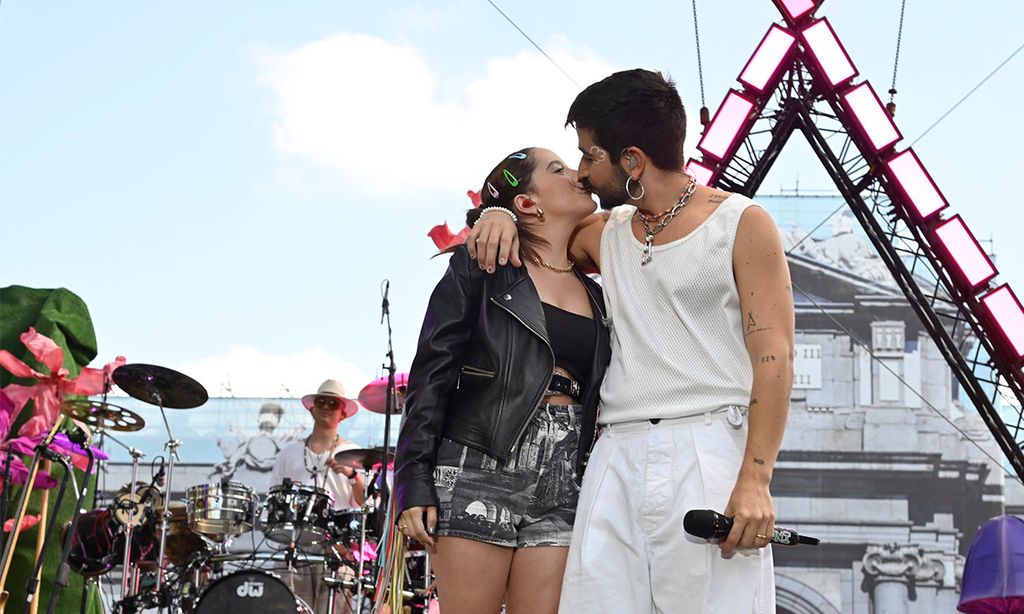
[270,379,364,614]
[270,379,366,510]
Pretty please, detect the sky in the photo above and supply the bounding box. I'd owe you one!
[2,0,1022,407]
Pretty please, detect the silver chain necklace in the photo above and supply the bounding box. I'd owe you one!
[635,178,698,265]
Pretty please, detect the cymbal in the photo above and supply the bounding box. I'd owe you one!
[60,399,145,432]
[357,373,409,414]
[334,446,396,470]
[112,363,208,409]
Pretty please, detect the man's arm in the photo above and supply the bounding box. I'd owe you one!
[568,212,608,272]
[721,205,795,556]
[466,210,606,271]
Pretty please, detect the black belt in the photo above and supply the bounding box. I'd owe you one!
[546,373,582,400]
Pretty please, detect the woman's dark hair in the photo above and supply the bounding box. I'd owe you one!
[565,69,687,171]
[453,147,547,260]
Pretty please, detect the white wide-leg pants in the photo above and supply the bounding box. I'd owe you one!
[558,409,775,614]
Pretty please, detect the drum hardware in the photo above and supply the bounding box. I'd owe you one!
[112,363,208,597]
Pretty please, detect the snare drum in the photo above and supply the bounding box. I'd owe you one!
[263,483,334,546]
[193,570,312,614]
[186,481,257,538]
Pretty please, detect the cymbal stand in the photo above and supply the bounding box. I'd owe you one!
[117,444,144,600]
[152,392,179,597]
[353,470,380,614]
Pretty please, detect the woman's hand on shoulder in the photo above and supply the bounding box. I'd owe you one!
[466,213,521,272]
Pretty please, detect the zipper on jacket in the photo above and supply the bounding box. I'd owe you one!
[490,296,555,456]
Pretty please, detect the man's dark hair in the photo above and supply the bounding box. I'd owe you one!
[566,69,687,171]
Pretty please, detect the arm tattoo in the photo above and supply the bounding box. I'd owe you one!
[745,312,773,336]
[758,355,777,364]
[752,458,766,465]
[708,193,729,204]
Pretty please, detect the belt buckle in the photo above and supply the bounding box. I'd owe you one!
[570,379,581,399]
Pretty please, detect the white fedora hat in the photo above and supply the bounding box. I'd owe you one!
[301,379,359,419]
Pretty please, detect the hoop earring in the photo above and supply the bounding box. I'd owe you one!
[625,176,645,201]
[536,208,545,222]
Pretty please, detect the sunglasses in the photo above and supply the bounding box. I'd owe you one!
[314,397,342,410]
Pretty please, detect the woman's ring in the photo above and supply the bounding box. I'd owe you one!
[755,533,768,540]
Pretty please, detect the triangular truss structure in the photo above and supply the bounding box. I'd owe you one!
[685,0,1024,479]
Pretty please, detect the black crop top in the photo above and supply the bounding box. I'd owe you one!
[542,302,596,386]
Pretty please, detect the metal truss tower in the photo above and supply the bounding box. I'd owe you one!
[687,0,1024,479]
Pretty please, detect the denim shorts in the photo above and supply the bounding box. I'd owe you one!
[432,403,583,548]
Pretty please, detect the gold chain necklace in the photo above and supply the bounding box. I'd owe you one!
[529,255,575,273]
[635,178,697,266]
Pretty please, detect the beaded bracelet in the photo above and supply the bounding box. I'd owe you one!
[479,206,518,224]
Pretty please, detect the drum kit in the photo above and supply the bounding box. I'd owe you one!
[47,363,426,614]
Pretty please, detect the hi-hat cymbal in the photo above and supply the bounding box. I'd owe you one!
[334,446,396,470]
[60,399,145,432]
[357,373,409,414]
[112,363,208,409]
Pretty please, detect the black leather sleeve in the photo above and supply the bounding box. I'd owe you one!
[394,246,482,512]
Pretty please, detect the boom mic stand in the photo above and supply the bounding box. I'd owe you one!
[377,280,397,538]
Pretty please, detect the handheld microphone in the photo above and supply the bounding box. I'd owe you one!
[381,280,390,324]
[683,509,819,547]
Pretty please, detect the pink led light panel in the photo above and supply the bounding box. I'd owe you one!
[933,216,996,289]
[843,83,901,152]
[802,20,856,86]
[739,26,796,92]
[982,286,1024,358]
[886,150,947,220]
[698,92,754,160]
[685,160,715,187]
[778,0,815,19]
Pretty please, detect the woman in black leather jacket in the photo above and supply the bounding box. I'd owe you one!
[394,147,611,614]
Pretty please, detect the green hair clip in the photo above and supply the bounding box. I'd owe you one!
[503,168,520,187]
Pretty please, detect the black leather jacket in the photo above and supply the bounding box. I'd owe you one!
[394,245,611,512]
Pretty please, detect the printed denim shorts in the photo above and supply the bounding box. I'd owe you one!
[432,403,583,548]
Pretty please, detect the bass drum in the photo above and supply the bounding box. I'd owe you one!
[193,570,311,614]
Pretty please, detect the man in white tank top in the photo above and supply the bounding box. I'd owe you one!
[467,69,794,613]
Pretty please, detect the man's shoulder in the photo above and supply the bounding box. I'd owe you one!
[277,440,305,456]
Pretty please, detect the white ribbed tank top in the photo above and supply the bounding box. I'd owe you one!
[598,194,759,424]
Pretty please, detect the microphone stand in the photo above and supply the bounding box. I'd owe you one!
[378,280,396,539]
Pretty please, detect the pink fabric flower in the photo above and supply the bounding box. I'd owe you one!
[0,327,125,437]
[3,514,40,533]
[428,190,483,251]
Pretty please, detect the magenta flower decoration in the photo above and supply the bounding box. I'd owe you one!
[0,327,125,438]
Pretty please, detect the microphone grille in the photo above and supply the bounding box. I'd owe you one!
[682,509,718,538]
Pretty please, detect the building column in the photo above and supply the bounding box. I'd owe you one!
[862,543,945,614]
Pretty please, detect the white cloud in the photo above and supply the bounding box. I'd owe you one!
[175,347,370,399]
[255,33,618,198]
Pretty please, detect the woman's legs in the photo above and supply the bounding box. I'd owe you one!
[431,536,513,614]
[505,546,569,614]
